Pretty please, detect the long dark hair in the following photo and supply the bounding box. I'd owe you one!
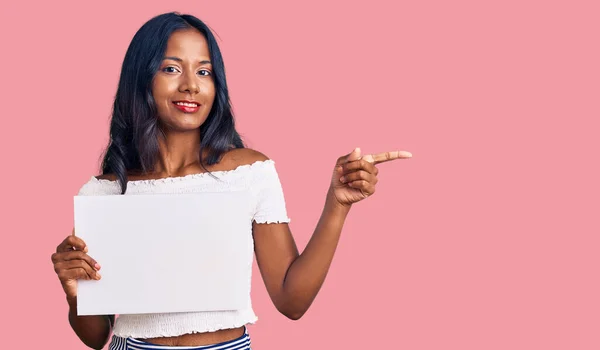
[100,12,244,194]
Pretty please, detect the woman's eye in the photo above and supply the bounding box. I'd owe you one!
[198,69,212,76]
[163,66,180,73]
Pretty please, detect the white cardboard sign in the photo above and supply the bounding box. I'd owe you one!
[74,192,253,316]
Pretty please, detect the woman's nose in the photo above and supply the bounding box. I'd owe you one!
[179,73,200,94]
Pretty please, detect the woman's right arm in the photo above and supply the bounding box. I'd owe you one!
[67,296,114,350]
[52,233,114,350]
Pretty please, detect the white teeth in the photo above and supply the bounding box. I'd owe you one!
[175,102,199,107]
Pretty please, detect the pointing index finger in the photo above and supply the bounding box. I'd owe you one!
[366,151,412,164]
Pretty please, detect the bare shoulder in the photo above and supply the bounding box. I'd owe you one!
[92,148,270,180]
[221,148,270,169]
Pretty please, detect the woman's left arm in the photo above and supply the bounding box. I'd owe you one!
[253,148,411,320]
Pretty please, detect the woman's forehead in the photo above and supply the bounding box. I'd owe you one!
[165,29,210,58]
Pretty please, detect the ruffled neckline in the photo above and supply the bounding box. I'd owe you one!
[90,159,273,186]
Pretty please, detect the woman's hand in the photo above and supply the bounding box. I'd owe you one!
[52,230,101,300]
[330,147,412,207]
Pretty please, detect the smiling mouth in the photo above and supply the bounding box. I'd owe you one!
[173,101,201,113]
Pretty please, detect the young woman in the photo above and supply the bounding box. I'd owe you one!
[51,12,411,350]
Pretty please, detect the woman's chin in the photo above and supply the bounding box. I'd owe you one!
[159,118,206,133]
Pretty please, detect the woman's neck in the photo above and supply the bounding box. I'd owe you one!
[153,129,202,176]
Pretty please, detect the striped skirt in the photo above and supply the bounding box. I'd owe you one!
[108,328,251,350]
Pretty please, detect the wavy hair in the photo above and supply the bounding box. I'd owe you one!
[100,12,244,194]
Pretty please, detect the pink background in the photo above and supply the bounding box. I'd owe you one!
[1,1,598,349]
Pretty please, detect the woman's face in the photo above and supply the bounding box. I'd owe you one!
[152,29,216,132]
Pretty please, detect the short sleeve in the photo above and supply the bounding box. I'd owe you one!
[76,177,98,196]
[252,160,291,224]
[75,176,121,196]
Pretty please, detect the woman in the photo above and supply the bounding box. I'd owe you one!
[51,12,411,350]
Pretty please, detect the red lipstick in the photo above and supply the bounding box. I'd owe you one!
[172,100,201,113]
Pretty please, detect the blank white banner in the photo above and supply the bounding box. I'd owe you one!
[74,191,254,316]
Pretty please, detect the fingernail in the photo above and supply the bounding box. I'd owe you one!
[339,176,345,183]
[95,263,101,270]
[96,273,102,280]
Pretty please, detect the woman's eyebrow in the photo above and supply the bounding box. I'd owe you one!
[163,56,212,65]
[163,56,182,62]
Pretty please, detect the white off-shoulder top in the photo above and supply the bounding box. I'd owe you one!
[76,159,290,338]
